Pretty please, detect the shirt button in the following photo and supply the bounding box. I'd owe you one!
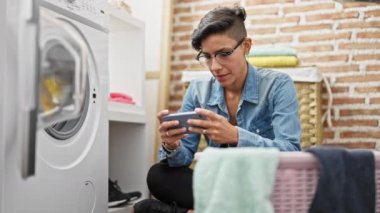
[256,129,260,133]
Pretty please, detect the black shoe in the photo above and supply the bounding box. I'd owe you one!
[133,199,188,213]
[108,179,141,208]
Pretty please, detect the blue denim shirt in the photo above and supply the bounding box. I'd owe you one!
[160,63,301,167]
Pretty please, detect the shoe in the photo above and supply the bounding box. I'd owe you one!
[133,199,188,213]
[108,179,141,208]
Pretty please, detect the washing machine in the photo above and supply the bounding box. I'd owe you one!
[1,0,109,212]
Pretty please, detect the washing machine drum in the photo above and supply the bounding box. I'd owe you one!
[45,82,89,140]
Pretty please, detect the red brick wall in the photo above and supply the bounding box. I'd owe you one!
[169,0,380,146]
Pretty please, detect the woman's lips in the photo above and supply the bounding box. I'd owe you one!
[215,73,229,81]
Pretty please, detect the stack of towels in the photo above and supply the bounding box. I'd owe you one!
[247,46,298,68]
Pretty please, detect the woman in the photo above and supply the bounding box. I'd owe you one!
[133,5,301,213]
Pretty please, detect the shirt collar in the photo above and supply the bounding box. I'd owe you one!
[242,63,259,104]
[207,63,259,106]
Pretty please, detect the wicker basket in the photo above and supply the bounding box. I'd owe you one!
[181,66,323,150]
[294,81,322,149]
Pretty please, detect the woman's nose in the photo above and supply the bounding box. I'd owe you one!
[209,57,222,71]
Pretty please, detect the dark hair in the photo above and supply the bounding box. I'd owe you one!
[191,6,247,51]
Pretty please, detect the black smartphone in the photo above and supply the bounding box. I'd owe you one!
[162,111,206,131]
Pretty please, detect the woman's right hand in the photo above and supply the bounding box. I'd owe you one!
[157,109,187,150]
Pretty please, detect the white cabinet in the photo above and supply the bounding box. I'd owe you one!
[106,5,145,112]
[105,6,149,212]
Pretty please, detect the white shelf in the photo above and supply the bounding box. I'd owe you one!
[109,122,150,204]
[103,5,144,31]
[106,5,149,210]
[108,101,146,123]
[107,8,145,108]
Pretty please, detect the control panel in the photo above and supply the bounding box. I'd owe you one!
[44,0,102,15]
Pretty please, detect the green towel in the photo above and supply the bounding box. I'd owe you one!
[193,147,280,213]
[249,46,297,57]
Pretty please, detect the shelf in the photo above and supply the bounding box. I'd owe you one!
[106,5,149,210]
[109,123,150,205]
[107,7,145,109]
[108,101,146,123]
[103,4,144,31]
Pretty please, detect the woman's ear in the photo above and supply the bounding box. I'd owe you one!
[244,37,252,55]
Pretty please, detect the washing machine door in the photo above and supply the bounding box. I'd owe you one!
[38,12,89,127]
[16,0,88,178]
[40,9,93,143]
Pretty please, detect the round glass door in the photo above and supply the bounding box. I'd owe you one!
[37,7,102,169]
[39,13,91,140]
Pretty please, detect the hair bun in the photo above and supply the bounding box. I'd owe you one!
[234,6,246,21]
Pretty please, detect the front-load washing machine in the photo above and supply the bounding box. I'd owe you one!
[2,0,109,212]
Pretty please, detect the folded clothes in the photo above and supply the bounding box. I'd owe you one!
[247,56,298,68]
[306,147,375,213]
[193,147,279,213]
[109,92,133,101]
[249,46,297,57]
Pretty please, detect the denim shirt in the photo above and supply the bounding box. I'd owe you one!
[160,63,301,167]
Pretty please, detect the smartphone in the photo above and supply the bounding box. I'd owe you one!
[162,111,206,131]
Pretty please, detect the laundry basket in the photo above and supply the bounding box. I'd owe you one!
[194,151,380,212]
[181,66,324,150]
[271,152,380,213]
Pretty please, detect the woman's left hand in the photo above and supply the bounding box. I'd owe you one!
[187,108,238,145]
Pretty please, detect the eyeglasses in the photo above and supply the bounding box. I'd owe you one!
[196,37,245,68]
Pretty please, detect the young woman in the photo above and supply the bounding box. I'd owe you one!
[133,6,301,213]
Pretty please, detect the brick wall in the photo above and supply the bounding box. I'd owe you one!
[169,0,380,146]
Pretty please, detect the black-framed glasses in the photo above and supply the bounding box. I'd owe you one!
[196,37,246,67]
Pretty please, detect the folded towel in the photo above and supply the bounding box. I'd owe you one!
[193,147,280,213]
[247,56,298,68]
[306,147,375,213]
[249,46,297,57]
[109,92,136,105]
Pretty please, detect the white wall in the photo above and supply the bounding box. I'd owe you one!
[124,0,163,162]
[125,0,163,71]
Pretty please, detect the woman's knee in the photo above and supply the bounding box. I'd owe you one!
[146,161,169,191]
